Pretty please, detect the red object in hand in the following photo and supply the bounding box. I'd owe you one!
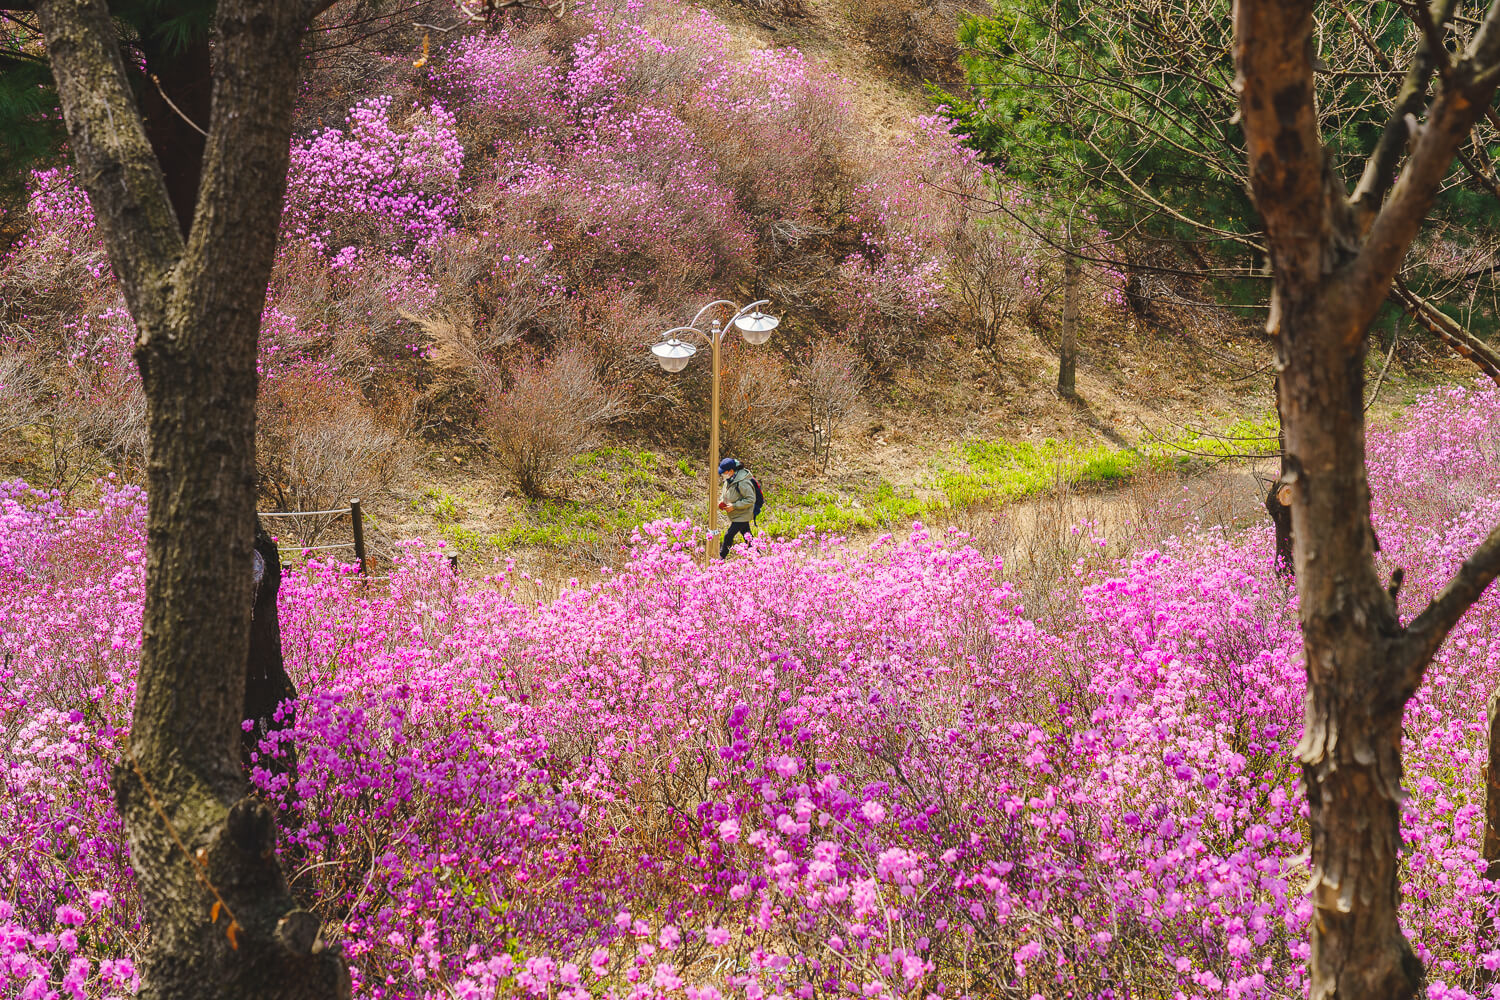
[718,502,729,510]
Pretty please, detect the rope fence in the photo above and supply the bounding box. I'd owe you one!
[257,498,367,574]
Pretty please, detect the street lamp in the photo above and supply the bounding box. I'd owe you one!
[650,299,781,565]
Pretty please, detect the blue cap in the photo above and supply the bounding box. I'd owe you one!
[718,458,739,474]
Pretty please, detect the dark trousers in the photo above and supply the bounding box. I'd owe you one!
[720,520,752,558]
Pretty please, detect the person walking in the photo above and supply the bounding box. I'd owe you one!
[717,457,756,558]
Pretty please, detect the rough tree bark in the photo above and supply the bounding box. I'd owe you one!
[1058,252,1079,398]
[32,0,346,997]
[1234,2,1500,997]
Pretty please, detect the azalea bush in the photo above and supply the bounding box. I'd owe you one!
[0,0,1086,478]
[8,384,1500,999]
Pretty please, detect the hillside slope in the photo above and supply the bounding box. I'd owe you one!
[0,0,1456,575]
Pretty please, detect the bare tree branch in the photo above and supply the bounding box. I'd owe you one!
[1455,144,1500,200]
[1397,522,1500,695]
[1410,0,1456,87]
[1340,0,1500,341]
[1392,279,1500,382]
[1350,0,1457,222]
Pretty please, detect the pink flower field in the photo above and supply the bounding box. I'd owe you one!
[6,385,1500,999]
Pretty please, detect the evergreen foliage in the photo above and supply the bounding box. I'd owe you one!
[0,2,213,215]
[930,0,1500,339]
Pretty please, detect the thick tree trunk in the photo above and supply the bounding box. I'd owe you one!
[32,0,347,996]
[1058,252,1079,398]
[1276,300,1418,997]
[246,524,298,791]
[1266,377,1294,573]
[1234,3,1500,998]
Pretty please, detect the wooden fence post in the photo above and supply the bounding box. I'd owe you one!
[349,499,367,575]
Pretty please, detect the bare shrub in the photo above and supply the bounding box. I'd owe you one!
[796,340,867,472]
[257,371,408,536]
[852,0,984,84]
[572,285,679,411]
[836,251,939,375]
[0,352,44,442]
[939,178,1039,353]
[485,350,623,498]
[682,50,856,253]
[718,342,796,459]
[422,230,560,353]
[56,366,147,466]
[270,245,416,358]
[0,177,112,334]
[18,307,150,488]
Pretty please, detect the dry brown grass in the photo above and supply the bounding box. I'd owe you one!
[847,0,987,85]
[941,463,1265,621]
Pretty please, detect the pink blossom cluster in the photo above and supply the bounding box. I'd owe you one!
[284,96,466,258]
[10,386,1500,998]
[3,0,1074,394]
[435,9,759,295]
[5,167,111,284]
[23,169,95,234]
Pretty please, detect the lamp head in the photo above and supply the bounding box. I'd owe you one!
[650,337,696,373]
[734,310,779,345]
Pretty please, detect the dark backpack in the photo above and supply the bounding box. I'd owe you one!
[750,477,765,522]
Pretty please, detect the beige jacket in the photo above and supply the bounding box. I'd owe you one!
[719,468,756,523]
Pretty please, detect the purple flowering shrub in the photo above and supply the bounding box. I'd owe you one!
[0,0,1134,477]
[284,96,466,259]
[0,481,144,998]
[8,385,1500,998]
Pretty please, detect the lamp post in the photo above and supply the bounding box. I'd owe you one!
[650,299,780,565]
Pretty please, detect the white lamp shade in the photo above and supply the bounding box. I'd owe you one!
[735,311,779,345]
[651,338,696,372]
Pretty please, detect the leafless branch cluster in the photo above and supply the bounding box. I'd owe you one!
[718,342,797,460]
[257,372,409,528]
[970,0,1500,368]
[937,171,1041,352]
[484,349,624,498]
[0,352,44,443]
[795,339,867,473]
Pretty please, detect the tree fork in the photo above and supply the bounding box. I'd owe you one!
[1236,0,1500,995]
[32,0,347,994]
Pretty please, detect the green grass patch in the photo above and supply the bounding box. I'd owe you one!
[1149,416,1280,462]
[931,414,1279,510]
[469,415,1279,553]
[758,480,933,537]
[416,487,464,522]
[934,438,1140,508]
